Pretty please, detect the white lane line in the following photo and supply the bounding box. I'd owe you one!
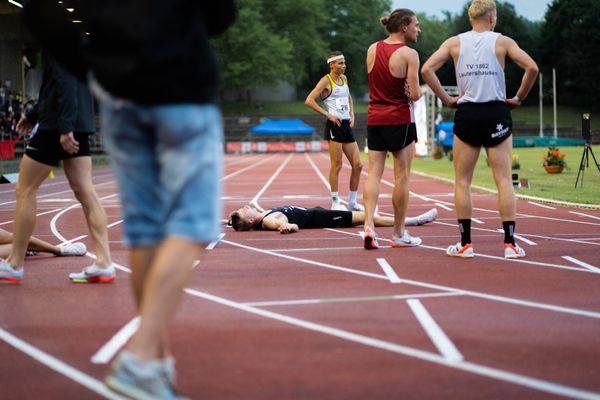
[528,202,556,210]
[569,211,600,221]
[250,153,294,208]
[107,220,123,228]
[407,299,464,363]
[496,229,538,246]
[223,238,600,319]
[377,258,402,283]
[471,218,485,224]
[244,292,462,307]
[435,202,453,211]
[0,208,62,226]
[221,154,277,181]
[91,317,140,364]
[0,328,126,400]
[185,288,600,400]
[206,233,225,250]
[0,180,115,207]
[562,256,600,274]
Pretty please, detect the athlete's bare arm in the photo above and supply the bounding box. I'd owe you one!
[305,76,341,126]
[498,35,539,109]
[261,213,299,234]
[421,36,461,107]
[403,48,423,101]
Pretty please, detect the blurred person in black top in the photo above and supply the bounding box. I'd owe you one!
[22,1,236,398]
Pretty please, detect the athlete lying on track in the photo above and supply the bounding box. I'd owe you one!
[227,205,437,234]
[0,228,87,259]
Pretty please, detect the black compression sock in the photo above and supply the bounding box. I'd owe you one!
[458,219,471,246]
[503,221,516,245]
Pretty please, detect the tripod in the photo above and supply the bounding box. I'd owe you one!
[575,142,600,188]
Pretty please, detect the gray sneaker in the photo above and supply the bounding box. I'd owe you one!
[105,351,187,400]
[59,242,87,256]
[0,259,23,283]
[416,208,438,225]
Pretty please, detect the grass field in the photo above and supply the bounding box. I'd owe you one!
[405,146,600,206]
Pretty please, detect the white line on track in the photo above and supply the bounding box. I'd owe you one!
[562,256,600,274]
[407,299,464,363]
[0,208,62,226]
[435,202,453,211]
[91,317,140,364]
[243,292,462,307]
[376,258,402,283]
[471,218,485,224]
[223,238,600,319]
[222,154,277,181]
[495,229,538,246]
[184,288,600,400]
[250,153,294,208]
[528,201,556,210]
[569,211,600,221]
[0,328,126,400]
[206,233,225,250]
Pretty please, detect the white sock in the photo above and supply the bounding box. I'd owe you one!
[331,192,339,203]
[349,191,358,205]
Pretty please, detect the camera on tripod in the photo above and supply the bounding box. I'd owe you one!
[575,112,599,188]
[582,113,592,143]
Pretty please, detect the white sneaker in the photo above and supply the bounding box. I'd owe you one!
[504,243,526,259]
[60,242,87,256]
[390,230,422,247]
[446,242,474,258]
[416,208,438,225]
[69,263,116,283]
[0,259,23,283]
[348,203,364,212]
[331,202,348,211]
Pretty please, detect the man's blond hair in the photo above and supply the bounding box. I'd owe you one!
[468,0,496,20]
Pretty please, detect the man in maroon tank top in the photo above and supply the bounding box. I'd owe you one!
[363,8,423,249]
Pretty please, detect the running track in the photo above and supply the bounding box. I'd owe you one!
[1,153,599,399]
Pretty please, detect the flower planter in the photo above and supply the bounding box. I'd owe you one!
[544,165,564,174]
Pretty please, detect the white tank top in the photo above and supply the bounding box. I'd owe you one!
[456,31,506,104]
[323,74,351,120]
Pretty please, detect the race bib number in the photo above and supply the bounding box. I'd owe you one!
[335,97,349,113]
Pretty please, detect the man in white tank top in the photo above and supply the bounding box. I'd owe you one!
[421,0,538,259]
[305,51,364,212]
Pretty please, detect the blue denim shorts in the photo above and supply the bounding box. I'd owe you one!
[101,99,223,246]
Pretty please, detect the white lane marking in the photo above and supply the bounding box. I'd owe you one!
[377,258,402,283]
[91,317,140,364]
[223,238,600,319]
[0,208,62,226]
[222,154,277,181]
[407,299,464,363]
[107,220,123,228]
[206,233,225,250]
[244,292,462,307]
[435,202,453,211]
[185,288,600,400]
[569,211,600,221]
[471,218,485,224]
[0,179,115,207]
[0,328,126,400]
[562,256,600,274]
[250,153,294,209]
[496,229,538,246]
[192,260,201,269]
[528,202,556,210]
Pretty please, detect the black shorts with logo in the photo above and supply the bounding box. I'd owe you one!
[324,119,355,143]
[25,130,92,167]
[454,101,512,148]
[367,123,417,152]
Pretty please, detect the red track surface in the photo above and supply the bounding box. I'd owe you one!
[1,153,599,399]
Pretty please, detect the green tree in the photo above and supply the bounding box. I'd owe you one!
[540,0,600,107]
[214,0,293,102]
[323,0,392,95]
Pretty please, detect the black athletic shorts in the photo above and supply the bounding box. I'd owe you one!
[25,130,92,166]
[303,207,353,229]
[324,119,355,143]
[367,123,417,152]
[454,101,512,148]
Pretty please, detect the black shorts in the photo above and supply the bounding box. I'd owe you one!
[367,123,417,152]
[302,207,353,229]
[324,120,355,143]
[25,130,92,166]
[454,101,512,148]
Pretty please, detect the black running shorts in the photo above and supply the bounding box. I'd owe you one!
[304,207,353,229]
[453,101,512,148]
[324,119,355,143]
[25,130,92,166]
[367,123,417,152]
